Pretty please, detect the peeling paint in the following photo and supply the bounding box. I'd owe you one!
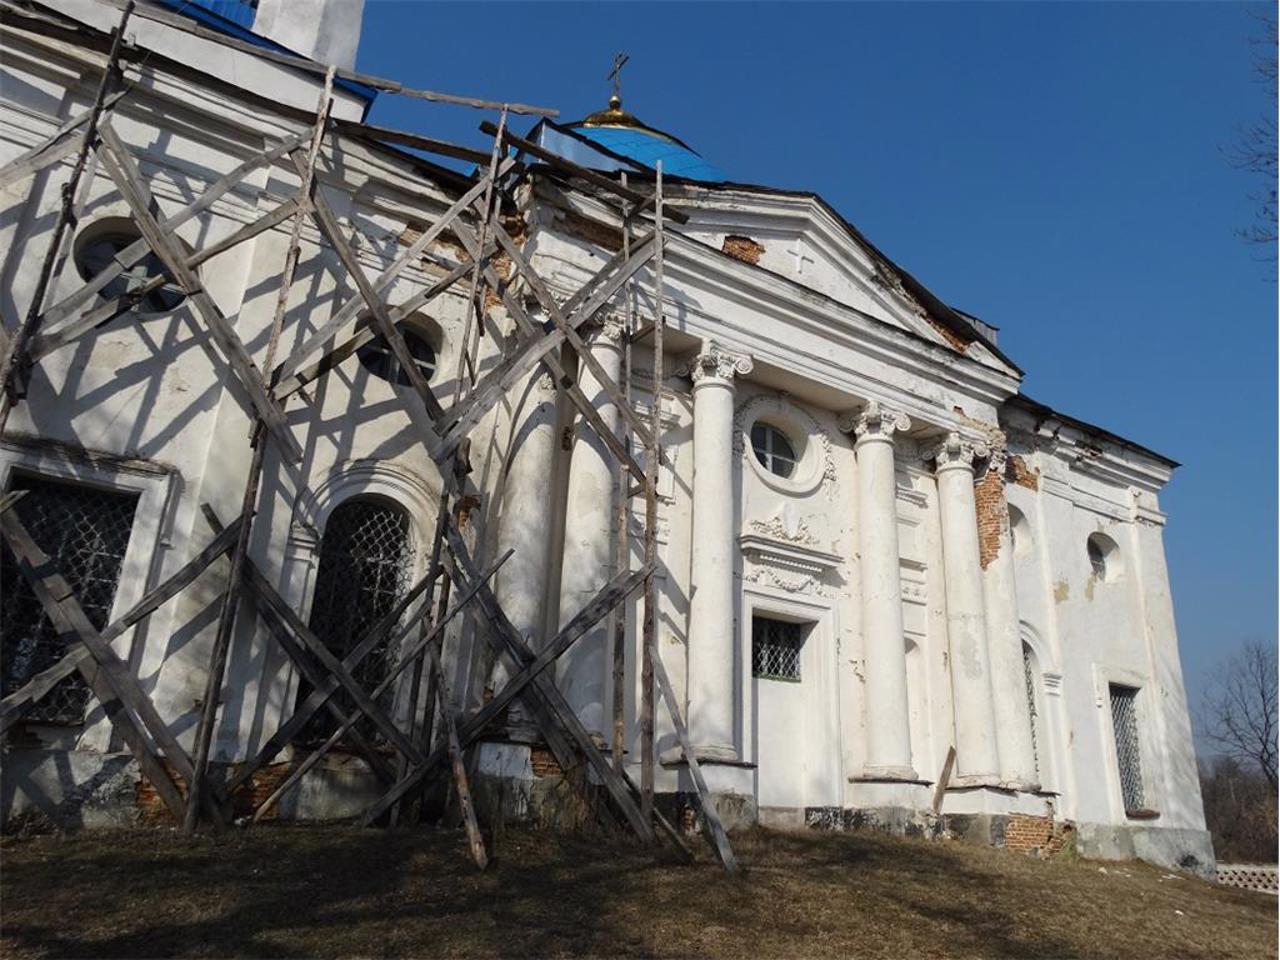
[1053,580,1070,603]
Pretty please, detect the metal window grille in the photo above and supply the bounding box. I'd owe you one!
[1,475,139,724]
[751,618,804,681]
[1022,643,1040,778]
[749,422,797,479]
[1109,684,1145,812]
[297,498,412,743]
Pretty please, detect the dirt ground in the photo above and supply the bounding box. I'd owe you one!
[1,824,1275,959]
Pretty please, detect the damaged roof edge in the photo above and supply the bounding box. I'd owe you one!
[545,159,1025,377]
[1007,393,1180,470]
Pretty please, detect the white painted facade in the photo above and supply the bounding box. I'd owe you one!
[0,1,1211,871]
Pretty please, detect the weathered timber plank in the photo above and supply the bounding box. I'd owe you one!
[249,549,510,822]
[0,516,242,728]
[0,507,211,823]
[29,198,305,362]
[38,133,306,331]
[274,159,514,385]
[95,127,301,461]
[356,562,651,826]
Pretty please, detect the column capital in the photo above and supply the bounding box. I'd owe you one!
[837,401,911,442]
[928,431,990,470]
[677,341,754,386]
[583,313,627,346]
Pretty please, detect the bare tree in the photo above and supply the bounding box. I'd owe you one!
[1201,639,1278,792]
[1226,12,1277,249]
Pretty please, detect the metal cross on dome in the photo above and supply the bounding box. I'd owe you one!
[608,52,629,102]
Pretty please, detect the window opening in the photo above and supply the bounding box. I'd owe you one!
[75,226,186,313]
[357,326,437,386]
[1,475,140,724]
[750,422,797,478]
[1109,683,1145,813]
[751,617,804,681]
[297,498,412,743]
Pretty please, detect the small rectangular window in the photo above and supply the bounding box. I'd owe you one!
[1,475,140,725]
[1109,683,1145,813]
[751,617,805,682]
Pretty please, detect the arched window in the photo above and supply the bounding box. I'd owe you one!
[1087,532,1121,582]
[750,422,798,478]
[296,497,413,742]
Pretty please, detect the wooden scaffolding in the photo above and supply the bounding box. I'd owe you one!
[0,0,737,872]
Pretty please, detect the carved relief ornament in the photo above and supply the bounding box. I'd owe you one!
[927,431,991,469]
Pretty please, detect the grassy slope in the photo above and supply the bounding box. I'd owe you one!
[1,826,1274,959]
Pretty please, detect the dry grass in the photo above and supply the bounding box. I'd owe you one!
[1,824,1275,959]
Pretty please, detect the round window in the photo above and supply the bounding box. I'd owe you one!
[750,422,797,478]
[75,223,186,313]
[357,326,437,386]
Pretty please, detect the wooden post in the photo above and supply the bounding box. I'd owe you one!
[0,0,133,433]
[183,71,334,832]
[611,172,634,774]
[639,163,665,826]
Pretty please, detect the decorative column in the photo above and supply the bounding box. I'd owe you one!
[930,432,1001,781]
[557,318,625,737]
[680,340,753,761]
[839,402,917,780]
[489,369,559,739]
[978,447,1039,788]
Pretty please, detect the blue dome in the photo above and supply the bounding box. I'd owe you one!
[567,97,727,183]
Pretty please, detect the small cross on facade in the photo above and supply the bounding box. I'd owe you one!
[789,238,815,276]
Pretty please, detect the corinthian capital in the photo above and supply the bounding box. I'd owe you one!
[837,401,911,441]
[584,314,626,346]
[927,431,990,470]
[677,341,754,385]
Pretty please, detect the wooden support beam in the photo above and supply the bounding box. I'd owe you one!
[434,233,654,450]
[224,564,444,794]
[287,151,450,439]
[356,561,651,827]
[333,118,496,167]
[29,198,305,362]
[0,515,243,729]
[93,0,559,116]
[0,89,125,190]
[443,219,646,483]
[183,79,333,832]
[37,133,306,333]
[274,158,515,385]
[431,525,656,843]
[649,635,738,874]
[480,122,688,224]
[0,1,133,433]
[94,125,302,461]
[480,210,658,453]
[248,549,510,828]
[0,506,226,825]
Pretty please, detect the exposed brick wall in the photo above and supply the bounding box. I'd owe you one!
[974,467,1007,570]
[1006,454,1040,491]
[928,316,973,353]
[135,761,294,824]
[721,234,765,265]
[561,210,624,251]
[1004,814,1074,857]
[530,745,562,778]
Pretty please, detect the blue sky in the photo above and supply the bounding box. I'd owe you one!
[356,2,1277,713]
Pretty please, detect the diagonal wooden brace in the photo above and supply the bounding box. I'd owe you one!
[94,125,301,462]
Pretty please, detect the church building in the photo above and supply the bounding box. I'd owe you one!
[0,0,1212,872]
